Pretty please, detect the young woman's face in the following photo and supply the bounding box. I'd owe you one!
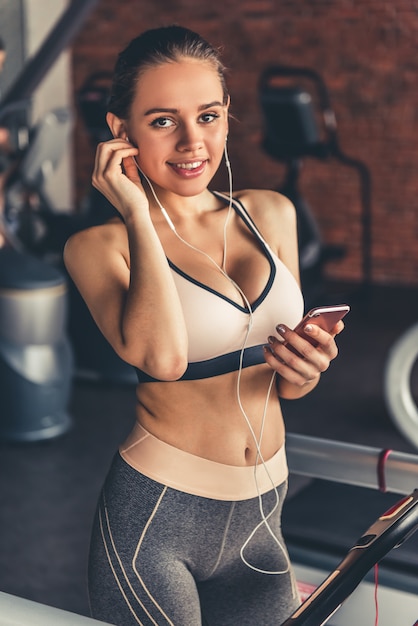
[125,58,229,197]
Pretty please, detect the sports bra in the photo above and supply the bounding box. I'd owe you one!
[135,192,304,382]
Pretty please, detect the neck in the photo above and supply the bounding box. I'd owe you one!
[145,184,218,223]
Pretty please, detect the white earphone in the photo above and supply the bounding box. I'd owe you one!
[128,143,292,580]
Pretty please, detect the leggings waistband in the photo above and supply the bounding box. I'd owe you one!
[119,422,288,501]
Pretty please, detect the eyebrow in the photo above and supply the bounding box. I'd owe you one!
[144,101,225,116]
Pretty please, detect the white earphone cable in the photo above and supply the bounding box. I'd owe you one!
[132,146,292,580]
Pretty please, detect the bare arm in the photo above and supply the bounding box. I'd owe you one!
[64,139,188,380]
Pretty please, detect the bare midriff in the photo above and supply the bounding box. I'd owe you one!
[133,363,285,467]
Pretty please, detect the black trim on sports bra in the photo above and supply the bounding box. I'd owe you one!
[134,193,279,384]
[166,193,276,314]
[135,345,265,383]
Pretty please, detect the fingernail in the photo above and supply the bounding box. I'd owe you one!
[276,324,286,334]
[268,335,275,344]
[304,324,313,333]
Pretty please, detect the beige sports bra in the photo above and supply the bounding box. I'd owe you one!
[135,193,304,382]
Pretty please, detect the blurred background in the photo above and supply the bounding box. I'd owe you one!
[0,0,418,623]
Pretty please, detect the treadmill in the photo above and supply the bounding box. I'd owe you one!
[282,434,418,625]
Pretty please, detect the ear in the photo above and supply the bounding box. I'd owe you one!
[106,112,128,140]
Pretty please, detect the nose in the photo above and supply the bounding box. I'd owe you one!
[176,122,203,153]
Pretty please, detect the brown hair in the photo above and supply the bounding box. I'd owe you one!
[108,25,228,119]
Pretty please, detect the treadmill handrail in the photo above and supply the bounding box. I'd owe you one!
[280,489,418,625]
[286,433,418,494]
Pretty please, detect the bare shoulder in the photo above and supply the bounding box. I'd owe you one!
[233,188,297,248]
[64,218,128,274]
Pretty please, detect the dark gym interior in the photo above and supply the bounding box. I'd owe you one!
[1,1,418,624]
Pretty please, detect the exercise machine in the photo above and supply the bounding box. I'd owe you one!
[0,245,73,441]
[0,0,135,387]
[0,591,112,626]
[282,488,418,625]
[0,433,416,624]
[0,0,102,438]
[384,321,418,452]
[259,66,372,305]
[283,434,418,625]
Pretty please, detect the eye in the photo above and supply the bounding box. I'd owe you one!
[150,117,175,128]
[199,112,220,123]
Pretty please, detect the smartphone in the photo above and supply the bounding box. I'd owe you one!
[292,304,350,346]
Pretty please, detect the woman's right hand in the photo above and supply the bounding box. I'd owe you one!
[92,138,149,219]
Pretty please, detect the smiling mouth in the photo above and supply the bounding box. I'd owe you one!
[170,160,206,171]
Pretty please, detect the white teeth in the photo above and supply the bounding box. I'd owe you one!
[174,161,203,170]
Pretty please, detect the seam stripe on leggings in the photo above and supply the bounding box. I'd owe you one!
[205,501,236,578]
[100,488,175,626]
[89,452,300,626]
[98,504,145,625]
[131,486,176,626]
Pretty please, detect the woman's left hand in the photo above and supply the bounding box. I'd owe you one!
[263,320,344,388]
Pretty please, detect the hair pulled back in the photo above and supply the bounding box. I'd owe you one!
[108,25,228,119]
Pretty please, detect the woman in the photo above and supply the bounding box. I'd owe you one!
[64,25,344,626]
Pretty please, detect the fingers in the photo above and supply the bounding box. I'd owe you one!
[123,154,141,181]
[263,340,321,386]
[264,322,342,385]
[333,320,345,336]
[93,138,138,187]
[91,139,146,214]
[280,322,339,360]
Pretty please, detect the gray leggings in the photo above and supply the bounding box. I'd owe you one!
[88,453,300,626]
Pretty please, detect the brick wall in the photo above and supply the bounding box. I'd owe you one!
[71,0,418,286]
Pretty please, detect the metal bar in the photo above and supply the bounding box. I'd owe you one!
[286,433,418,494]
[0,0,99,109]
[0,591,110,625]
